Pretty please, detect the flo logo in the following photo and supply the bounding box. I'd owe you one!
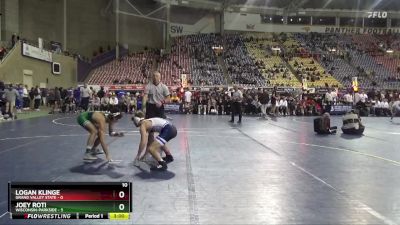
[367,11,387,18]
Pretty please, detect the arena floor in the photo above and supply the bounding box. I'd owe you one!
[0,114,400,225]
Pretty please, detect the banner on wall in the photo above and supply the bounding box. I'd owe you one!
[324,27,400,34]
[22,43,52,63]
[106,85,146,91]
[224,12,400,35]
[330,105,352,115]
[104,85,180,91]
[164,103,182,114]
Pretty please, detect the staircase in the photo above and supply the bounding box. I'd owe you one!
[281,56,302,84]
[218,55,232,85]
[0,41,19,64]
[347,57,379,88]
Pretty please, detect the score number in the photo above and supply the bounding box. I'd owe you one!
[116,183,129,211]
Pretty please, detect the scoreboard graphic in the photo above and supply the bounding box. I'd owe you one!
[8,182,132,220]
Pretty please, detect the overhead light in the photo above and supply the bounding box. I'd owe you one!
[386,49,394,53]
[299,18,302,21]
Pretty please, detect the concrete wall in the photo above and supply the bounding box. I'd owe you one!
[119,14,164,51]
[19,0,63,44]
[170,14,217,37]
[0,42,77,88]
[18,0,115,57]
[2,0,19,43]
[16,0,163,56]
[6,0,217,56]
[67,0,115,57]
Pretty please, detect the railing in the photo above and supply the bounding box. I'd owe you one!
[0,41,10,48]
[0,41,19,64]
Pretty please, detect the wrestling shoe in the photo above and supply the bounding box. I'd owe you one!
[83,152,97,160]
[150,161,168,171]
[162,154,174,163]
[91,148,104,155]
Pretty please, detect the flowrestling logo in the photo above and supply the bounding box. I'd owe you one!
[367,11,387,19]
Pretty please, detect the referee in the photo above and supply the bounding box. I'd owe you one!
[229,86,243,124]
[142,71,174,163]
[143,71,170,118]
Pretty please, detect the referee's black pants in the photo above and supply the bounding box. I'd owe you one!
[145,103,166,119]
[81,97,89,111]
[231,102,242,122]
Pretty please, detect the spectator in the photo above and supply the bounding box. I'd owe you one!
[170,92,180,103]
[288,96,296,116]
[48,88,56,114]
[324,90,333,113]
[359,91,368,103]
[80,84,91,111]
[11,34,16,47]
[90,94,100,111]
[16,84,23,113]
[229,86,243,123]
[0,82,5,119]
[128,94,137,114]
[270,92,277,116]
[259,89,269,118]
[314,112,337,134]
[208,96,217,114]
[97,86,105,100]
[73,87,81,111]
[3,84,19,119]
[64,96,76,113]
[279,97,288,116]
[54,86,61,112]
[0,46,6,60]
[33,86,41,111]
[22,85,29,110]
[101,94,110,111]
[109,93,119,112]
[122,94,131,113]
[343,92,353,105]
[381,99,390,116]
[29,87,35,109]
[251,95,261,115]
[184,88,192,114]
